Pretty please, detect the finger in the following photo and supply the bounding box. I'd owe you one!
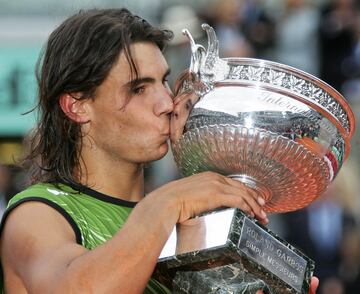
[210,180,266,221]
[309,276,319,294]
[224,177,267,207]
[215,193,253,216]
[224,185,268,224]
[170,95,198,142]
[191,173,268,223]
[170,109,185,142]
[173,91,199,106]
[173,91,190,105]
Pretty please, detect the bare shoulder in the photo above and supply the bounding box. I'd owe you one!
[1,201,86,293]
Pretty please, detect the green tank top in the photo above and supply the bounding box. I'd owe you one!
[1,182,171,294]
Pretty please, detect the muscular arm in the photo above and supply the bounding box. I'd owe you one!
[1,195,176,294]
[1,172,268,294]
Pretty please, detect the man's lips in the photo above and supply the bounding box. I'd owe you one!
[160,127,170,136]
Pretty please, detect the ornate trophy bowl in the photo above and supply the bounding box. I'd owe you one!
[172,25,355,214]
[156,24,355,294]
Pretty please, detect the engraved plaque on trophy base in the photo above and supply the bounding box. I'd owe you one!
[156,209,314,294]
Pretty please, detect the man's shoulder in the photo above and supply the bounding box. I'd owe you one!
[3,182,85,245]
[8,182,79,208]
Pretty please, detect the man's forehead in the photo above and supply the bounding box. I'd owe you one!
[117,42,169,78]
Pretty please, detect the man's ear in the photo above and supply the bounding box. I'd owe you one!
[59,93,91,123]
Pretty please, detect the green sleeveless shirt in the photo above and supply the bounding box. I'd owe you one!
[0,182,170,294]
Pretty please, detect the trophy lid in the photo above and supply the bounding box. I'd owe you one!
[179,24,355,144]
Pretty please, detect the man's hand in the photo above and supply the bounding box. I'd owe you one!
[170,90,199,143]
[147,171,269,225]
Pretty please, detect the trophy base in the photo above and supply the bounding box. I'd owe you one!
[156,209,314,294]
[171,263,270,294]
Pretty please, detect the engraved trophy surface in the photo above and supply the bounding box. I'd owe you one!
[156,24,356,293]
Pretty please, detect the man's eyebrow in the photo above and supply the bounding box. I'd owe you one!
[124,68,171,89]
[125,77,155,89]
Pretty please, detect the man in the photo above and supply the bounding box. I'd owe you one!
[0,9,317,293]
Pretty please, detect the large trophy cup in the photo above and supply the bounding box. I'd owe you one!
[155,24,356,293]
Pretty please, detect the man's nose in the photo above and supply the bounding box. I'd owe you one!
[154,87,174,116]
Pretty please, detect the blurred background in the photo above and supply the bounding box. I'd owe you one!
[0,0,359,292]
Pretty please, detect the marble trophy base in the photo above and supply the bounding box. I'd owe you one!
[156,209,314,294]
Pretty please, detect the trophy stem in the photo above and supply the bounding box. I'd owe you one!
[228,174,272,202]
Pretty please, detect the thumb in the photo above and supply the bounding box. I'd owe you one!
[309,276,319,294]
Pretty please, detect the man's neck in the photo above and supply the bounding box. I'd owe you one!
[78,147,145,202]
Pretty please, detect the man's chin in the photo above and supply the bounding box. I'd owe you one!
[144,142,169,164]
[157,141,170,160]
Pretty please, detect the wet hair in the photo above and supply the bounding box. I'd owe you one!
[22,8,173,186]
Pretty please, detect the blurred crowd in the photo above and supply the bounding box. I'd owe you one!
[1,0,360,293]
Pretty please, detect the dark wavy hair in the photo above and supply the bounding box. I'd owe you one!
[22,8,173,186]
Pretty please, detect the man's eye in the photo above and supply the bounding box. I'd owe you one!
[132,86,145,95]
[162,78,169,85]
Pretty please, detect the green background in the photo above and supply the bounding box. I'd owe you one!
[0,46,40,136]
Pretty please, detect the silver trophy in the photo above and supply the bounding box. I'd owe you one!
[156,25,356,294]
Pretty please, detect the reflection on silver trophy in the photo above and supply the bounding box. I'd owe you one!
[156,24,356,294]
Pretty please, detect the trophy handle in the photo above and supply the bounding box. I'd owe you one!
[202,23,219,71]
[182,28,206,81]
[180,24,230,96]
